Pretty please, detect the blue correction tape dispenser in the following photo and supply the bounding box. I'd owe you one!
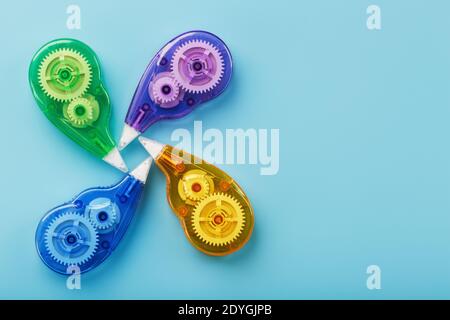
[35,158,152,274]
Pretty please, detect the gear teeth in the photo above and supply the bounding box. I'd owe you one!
[170,39,225,94]
[149,72,182,106]
[87,199,119,230]
[191,192,245,247]
[90,210,116,230]
[178,169,213,201]
[44,212,99,266]
[37,48,93,102]
[63,96,99,128]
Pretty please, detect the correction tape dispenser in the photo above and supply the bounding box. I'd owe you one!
[140,137,254,256]
[29,38,127,172]
[118,31,233,150]
[35,158,152,275]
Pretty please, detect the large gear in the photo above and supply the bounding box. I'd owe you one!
[148,72,183,108]
[178,169,214,201]
[63,95,100,128]
[38,48,92,102]
[170,39,224,94]
[191,193,245,246]
[44,212,98,266]
[86,197,120,231]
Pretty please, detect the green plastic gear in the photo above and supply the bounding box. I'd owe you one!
[63,95,100,128]
[38,48,92,102]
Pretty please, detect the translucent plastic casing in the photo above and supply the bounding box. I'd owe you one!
[35,175,144,274]
[29,38,116,159]
[125,31,233,134]
[155,145,254,256]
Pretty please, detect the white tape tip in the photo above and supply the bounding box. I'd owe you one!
[118,124,140,151]
[130,157,152,183]
[139,137,165,159]
[103,147,128,172]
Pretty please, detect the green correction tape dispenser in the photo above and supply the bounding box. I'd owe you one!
[29,38,127,172]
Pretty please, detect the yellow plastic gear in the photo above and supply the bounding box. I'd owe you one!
[178,169,214,201]
[191,193,245,246]
[38,48,92,102]
[63,96,100,128]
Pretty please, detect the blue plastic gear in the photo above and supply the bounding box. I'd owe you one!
[86,197,120,230]
[44,212,98,266]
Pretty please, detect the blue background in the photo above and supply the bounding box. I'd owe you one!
[0,0,449,299]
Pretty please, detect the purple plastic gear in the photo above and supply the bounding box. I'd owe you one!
[148,72,184,108]
[170,39,224,94]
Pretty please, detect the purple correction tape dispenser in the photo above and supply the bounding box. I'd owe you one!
[118,31,233,150]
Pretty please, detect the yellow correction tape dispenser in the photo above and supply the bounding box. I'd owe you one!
[139,137,254,256]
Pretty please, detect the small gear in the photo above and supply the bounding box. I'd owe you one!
[170,39,224,94]
[63,95,100,128]
[178,169,214,201]
[86,197,120,230]
[148,72,183,108]
[191,193,245,246]
[38,48,92,102]
[44,212,98,266]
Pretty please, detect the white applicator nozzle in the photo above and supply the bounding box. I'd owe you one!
[118,124,141,151]
[130,157,153,184]
[103,147,128,172]
[138,137,165,159]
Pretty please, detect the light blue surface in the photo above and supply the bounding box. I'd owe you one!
[1,0,450,299]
